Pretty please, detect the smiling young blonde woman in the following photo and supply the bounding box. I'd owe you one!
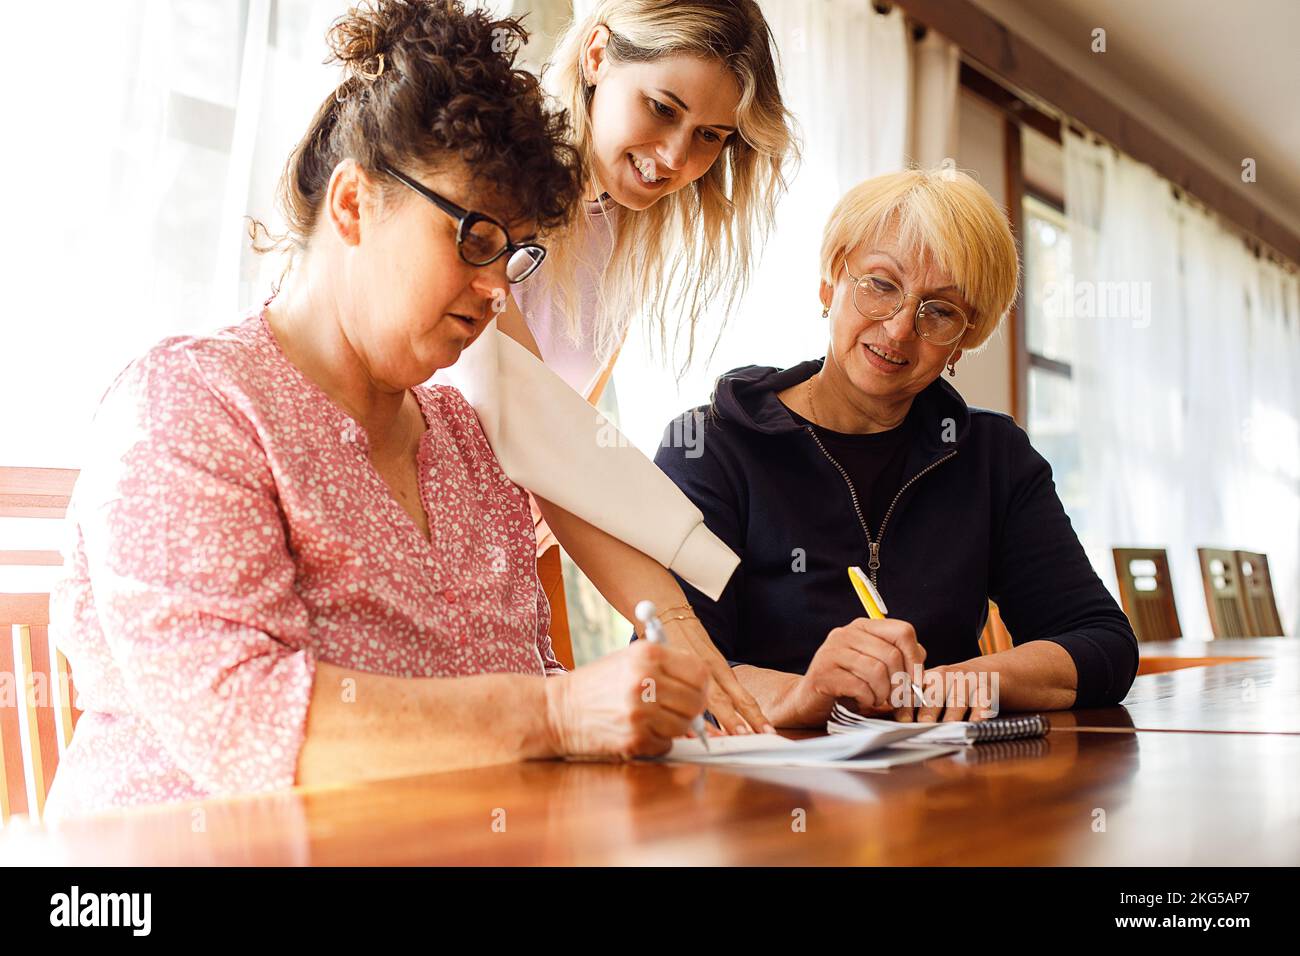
[453,0,798,736]
[515,0,794,383]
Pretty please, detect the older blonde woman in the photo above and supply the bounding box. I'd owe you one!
[655,168,1139,726]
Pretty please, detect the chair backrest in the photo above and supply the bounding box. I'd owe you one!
[978,600,1014,656]
[1,595,81,823]
[1197,547,1253,638]
[1,466,81,824]
[1235,551,1285,637]
[1112,548,1182,642]
[536,545,575,671]
[0,466,78,519]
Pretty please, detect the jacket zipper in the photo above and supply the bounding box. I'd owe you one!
[803,425,957,590]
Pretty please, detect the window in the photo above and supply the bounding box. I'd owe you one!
[1023,193,1089,528]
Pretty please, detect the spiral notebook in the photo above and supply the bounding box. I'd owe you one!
[827,703,1050,745]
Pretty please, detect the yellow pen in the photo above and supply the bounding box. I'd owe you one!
[848,567,928,707]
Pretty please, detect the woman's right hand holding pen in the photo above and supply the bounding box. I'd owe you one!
[771,618,927,727]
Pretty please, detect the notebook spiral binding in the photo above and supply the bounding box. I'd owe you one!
[966,714,1050,741]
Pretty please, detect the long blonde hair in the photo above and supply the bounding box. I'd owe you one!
[541,0,797,374]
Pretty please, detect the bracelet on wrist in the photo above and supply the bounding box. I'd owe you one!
[632,604,697,638]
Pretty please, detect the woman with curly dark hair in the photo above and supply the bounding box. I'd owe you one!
[46,0,709,818]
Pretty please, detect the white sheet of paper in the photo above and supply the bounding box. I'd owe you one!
[665,725,939,766]
[762,745,964,770]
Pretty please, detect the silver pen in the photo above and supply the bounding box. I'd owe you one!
[635,600,711,752]
[910,677,929,708]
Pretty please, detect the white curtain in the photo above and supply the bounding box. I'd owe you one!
[1240,251,1300,636]
[2,0,351,470]
[612,0,916,454]
[1,0,565,475]
[909,26,960,168]
[1065,132,1300,637]
[0,1,361,594]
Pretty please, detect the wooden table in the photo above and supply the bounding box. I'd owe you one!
[2,638,1297,866]
[1065,637,1300,734]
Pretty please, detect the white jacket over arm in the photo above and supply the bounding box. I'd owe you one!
[439,322,740,601]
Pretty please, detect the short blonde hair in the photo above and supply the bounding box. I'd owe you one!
[819,167,1019,350]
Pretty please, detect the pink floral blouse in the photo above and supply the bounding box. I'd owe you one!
[47,303,562,820]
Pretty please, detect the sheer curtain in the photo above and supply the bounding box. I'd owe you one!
[1065,131,1300,637]
[2,0,351,470]
[909,25,960,168]
[1241,253,1300,636]
[1065,133,1188,615]
[1,1,361,594]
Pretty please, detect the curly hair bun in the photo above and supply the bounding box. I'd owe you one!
[253,0,582,260]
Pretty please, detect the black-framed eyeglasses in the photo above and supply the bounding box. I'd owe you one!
[842,260,974,346]
[382,164,547,283]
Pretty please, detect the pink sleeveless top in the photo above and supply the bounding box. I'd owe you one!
[515,199,620,398]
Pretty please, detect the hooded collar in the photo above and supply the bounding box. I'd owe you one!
[708,357,973,464]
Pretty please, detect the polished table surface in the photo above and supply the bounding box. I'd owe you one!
[1137,637,1298,658]
[1064,637,1300,734]
[3,638,1297,866]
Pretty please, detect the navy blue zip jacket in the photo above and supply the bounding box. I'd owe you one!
[653,358,1139,708]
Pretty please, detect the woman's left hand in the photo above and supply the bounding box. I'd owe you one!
[661,616,775,734]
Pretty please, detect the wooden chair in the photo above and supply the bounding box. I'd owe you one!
[978,601,1014,655]
[528,347,623,673]
[537,546,575,670]
[1,598,81,822]
[1235,551,1285,637]
[1112,548,1182,643]
[1,466,81,824]
[1197,547,1252,638]
[0,466,79,520]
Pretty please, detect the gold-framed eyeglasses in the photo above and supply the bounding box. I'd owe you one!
[842,261,974,346]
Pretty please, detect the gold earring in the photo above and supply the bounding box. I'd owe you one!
[821,305,829,318]
[947,362,957,377]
